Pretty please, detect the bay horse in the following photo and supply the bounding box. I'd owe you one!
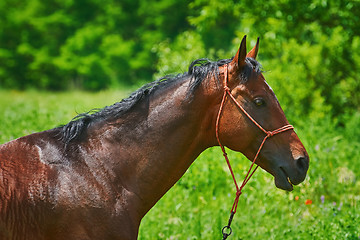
[0,36,309,240]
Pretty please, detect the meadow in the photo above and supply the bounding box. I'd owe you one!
[0,90,359,239]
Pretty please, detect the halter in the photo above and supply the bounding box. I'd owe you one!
[216,64,294,239]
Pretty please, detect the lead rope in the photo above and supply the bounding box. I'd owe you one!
[216,64,294,239]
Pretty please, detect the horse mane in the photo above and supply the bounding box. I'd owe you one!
[58,57,261,145]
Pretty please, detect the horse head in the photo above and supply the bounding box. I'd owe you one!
[216,36,309,191]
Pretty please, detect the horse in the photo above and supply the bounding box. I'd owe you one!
[0,36,309,240]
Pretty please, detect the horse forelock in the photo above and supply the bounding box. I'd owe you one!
[246,57,262,74]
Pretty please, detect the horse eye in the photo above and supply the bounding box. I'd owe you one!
[254,98,265,106]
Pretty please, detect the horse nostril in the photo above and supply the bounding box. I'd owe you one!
[295,155,309,172]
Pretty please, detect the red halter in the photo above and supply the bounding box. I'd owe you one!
[216,64,294,239]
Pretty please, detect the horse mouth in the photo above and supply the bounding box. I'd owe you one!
[274,167,294,191]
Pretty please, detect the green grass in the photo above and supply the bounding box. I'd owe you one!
[0,90,359,239]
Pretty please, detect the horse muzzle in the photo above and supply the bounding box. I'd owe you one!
[274,154,309,191]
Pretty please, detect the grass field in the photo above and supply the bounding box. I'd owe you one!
[0,90,359,239]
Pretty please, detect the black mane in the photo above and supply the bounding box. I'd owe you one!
[58,57,261,144]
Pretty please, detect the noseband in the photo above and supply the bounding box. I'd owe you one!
[216,64,294,239]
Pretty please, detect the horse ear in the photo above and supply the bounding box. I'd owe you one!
[231,35,247,68]
[246,37,259,59]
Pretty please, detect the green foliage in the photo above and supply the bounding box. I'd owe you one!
[0,0,191,90]
[0,91,359,239]
[154,31,207,79]
[1,0,359,122]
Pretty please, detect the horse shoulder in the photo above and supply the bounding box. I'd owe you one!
[0,133,54,198]
[0,132,61,238]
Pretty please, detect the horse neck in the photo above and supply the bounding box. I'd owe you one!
[84,75,219,217]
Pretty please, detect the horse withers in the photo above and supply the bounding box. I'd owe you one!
[0,36,309,240]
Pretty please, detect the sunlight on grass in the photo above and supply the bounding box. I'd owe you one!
[0,90,129,143]
[0,90,359,239]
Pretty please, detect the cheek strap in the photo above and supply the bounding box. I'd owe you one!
[216,64,293,240]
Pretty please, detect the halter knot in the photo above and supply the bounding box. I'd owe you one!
[267,131,275,137]
[224,86,231,91]
[235,190,242,197]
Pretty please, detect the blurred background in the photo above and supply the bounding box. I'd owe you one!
[0,0,359,124]
[0,0,360,238]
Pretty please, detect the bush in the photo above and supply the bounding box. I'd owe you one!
[0,0,359,122]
